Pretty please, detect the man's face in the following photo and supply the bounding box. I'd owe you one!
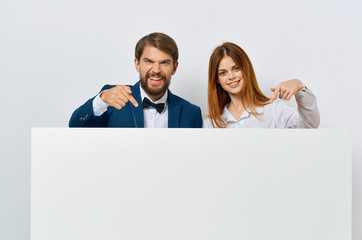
[135,45,178,100]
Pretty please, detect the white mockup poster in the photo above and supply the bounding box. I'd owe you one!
[31,128,351,240]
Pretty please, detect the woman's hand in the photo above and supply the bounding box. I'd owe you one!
[268,79,304,103]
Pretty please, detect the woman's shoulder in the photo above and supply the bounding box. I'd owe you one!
[203,106,229,128]
[203,117,217,128]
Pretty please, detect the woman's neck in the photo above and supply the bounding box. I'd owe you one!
[227,95,246,120]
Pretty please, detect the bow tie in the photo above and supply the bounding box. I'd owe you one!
[142,97,165,114]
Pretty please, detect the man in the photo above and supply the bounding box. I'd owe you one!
[69,32,202,128]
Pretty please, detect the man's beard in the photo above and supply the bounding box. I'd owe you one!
[140,72,171,98]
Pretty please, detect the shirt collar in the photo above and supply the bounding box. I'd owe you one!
[140,85,168,104]
[255,106,264,114]
[221,105,264,122]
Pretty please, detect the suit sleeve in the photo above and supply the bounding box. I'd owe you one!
[68,85,114,127]
[195,107,203,128]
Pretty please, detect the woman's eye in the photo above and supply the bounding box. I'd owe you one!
[219,72,226,76]
[233,67,240,71]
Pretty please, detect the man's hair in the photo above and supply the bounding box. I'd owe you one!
[135,32,179,64]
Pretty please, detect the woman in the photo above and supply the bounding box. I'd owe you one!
[204,42,319,128]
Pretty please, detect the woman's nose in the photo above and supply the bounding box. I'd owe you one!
[228,72,236,80]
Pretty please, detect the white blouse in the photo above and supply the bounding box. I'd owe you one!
[203,88,320,128]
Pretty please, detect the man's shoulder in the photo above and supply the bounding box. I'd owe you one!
[100,84,116,92]
[100,82,138,92]
[168,91,201,111]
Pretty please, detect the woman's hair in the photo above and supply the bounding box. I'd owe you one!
[207,42,270,128]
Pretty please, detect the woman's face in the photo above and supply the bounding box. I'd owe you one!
[217,56,243,97]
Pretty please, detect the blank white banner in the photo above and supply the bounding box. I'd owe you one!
[31,128,351,240]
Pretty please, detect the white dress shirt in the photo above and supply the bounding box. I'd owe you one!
[92,86,168,128]
[203,87,319,128]
[139,87,168,128]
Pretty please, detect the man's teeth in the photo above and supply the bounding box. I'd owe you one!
[149,77,162,80]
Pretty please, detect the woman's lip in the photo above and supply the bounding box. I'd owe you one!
[228,80,240,88]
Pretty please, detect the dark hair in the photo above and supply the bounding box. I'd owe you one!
[135,32,179,64]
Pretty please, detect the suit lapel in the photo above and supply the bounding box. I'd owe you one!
[167,90,182,128]
[129,82,144,128]
[129,84,181,128]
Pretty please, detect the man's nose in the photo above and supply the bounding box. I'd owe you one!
[152,63,161,73]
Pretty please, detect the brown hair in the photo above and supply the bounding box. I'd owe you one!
[135,32,179,64]
[207,42,270,128]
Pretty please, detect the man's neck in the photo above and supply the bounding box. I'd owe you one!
[148,94,163,102]
[140,86,168,103]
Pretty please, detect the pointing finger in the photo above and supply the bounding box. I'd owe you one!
[126,94,139,107]
[120,88,138,107]
[268,86,280,103]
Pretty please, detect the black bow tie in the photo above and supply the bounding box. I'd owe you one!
[142,98,165,114]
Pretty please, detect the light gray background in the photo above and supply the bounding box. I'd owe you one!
[0,0,361,239]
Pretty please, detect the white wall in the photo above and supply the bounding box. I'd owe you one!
[1,0,361,239]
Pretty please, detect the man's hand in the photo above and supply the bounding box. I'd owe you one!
[100,85,139,110]
[268,79,303,103]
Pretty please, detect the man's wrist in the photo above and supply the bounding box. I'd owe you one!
[93,93,109,116]
[100,91,106,102]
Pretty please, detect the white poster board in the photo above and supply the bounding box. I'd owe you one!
[31,128,351,240]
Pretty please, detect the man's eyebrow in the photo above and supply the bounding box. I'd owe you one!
[142,58,172,62]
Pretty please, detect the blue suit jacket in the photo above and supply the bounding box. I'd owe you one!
[69,81,203,128]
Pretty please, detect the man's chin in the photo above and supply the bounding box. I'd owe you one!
[148,82,163,91]
[140,77,170,98]
[146,86,166,97]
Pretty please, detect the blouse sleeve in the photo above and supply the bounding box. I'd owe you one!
[270,87,320,128]
[294,87,320,128]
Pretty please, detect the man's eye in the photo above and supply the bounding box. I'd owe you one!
[162,61,169,65]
